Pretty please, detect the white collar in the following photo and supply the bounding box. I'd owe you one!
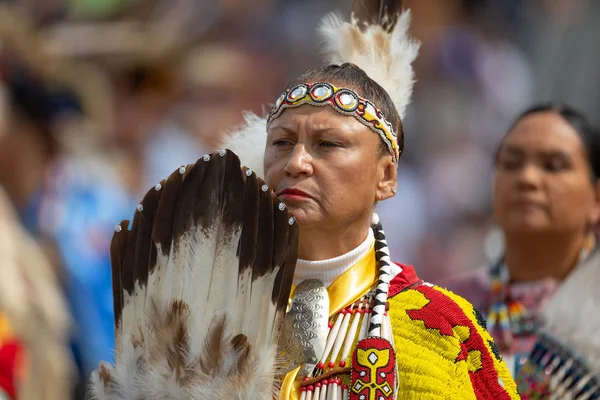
[293,229,375,287]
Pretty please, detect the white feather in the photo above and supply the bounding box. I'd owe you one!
[540,249,600,374]
[318,10,420,119]
[218,112,268,178]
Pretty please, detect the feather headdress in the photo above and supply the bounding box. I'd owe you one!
[220,0,419,172]
[516,248,600,398]
[90,150,298,399]
[318,0,420,119]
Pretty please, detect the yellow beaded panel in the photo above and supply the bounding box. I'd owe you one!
[388,284,521,399]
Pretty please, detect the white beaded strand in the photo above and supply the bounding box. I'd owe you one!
[358,300,371,341]
[313,383,321,400]
[328,309,352,369]
[317,313,343,371]
[319,381,327,400]
[339,301,363,366]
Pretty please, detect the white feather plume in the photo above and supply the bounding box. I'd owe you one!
[217,112,268,178]
[318,10,420,119]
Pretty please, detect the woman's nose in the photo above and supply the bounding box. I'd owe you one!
[284,144,313,178]
[516,163,542,190]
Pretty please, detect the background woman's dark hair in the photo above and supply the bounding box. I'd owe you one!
[288,63,405,159]
[497,103,600,180]
[3,65,82,154]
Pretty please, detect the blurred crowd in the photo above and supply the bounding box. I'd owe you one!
[0,0,599,398]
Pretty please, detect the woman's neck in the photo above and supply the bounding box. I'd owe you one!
[504,231,588,282]
[298,222,371,261]
[294,228,374,287]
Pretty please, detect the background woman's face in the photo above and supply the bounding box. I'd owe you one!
[494,111,600,235]
[264,105,395,231]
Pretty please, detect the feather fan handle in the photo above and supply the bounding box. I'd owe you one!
[318,3,420,119]
[91,150,298,400]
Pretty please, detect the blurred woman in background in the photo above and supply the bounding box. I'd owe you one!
[0,6,137,396]
[443,103,600,376]
[0,65,74,399]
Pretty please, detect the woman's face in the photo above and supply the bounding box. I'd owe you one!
[494,111,600,235]
[264,105,396,230]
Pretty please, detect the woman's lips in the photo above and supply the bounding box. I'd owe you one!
[278,188,311,200]
[510,197,546,211]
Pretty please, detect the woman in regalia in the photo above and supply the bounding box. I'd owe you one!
[90,2,519,399]
[442,104,600,397]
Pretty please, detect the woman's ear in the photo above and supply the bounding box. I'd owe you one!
[591,179,600,226]
[376,157,397,202]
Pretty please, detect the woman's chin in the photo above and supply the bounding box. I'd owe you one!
[504,217,553,234]
[284,208,321,228]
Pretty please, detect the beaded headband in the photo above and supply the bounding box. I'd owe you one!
[267,82,400,165]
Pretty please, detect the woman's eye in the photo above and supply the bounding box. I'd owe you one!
[544,158,569,172]
[319,141,341,148]
[499,158,522,170]
[272,139,293,146]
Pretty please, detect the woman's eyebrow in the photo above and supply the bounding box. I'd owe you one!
[501,145,525,157]
[270,125,297,135]
[502,144,572,160]
[538,150,572,159]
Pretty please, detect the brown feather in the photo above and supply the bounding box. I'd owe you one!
[275,220,299,317]
[110,220,130,330]
[271,197,294,317]
[98,363,111,387]
[253,178,274,278]
[171,159,208,241]
[134,183,163,290]
[152,167,186,256]
[183,154,225,236]
[121,212,140,297]
[198,316,226,376]
[148,299,190,380]
[239,171,260,274]
[231,334,251,374]
[219,150,245,235]
[352,0,403,32]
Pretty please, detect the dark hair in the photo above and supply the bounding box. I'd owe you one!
[497,103,600,180]
[288,63,404,159]
[4,65,83,153]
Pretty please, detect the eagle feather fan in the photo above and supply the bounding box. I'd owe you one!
[90,150,298,399]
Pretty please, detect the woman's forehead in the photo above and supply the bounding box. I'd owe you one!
[503,112,585,155]
[269,104,367,134]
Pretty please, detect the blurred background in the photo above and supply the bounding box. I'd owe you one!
[0,0,599,397]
